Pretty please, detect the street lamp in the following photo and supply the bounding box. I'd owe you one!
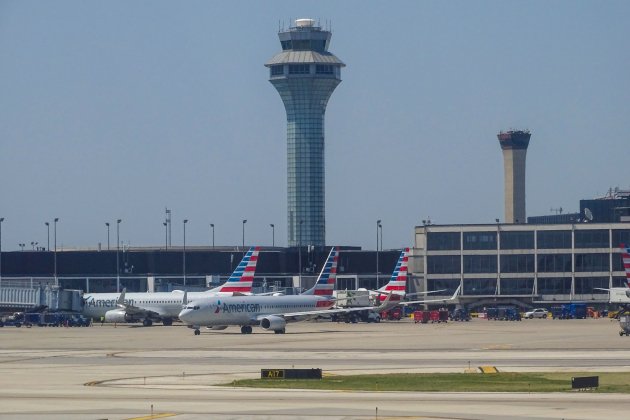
[0,217,4,288]
[242,219,247,249]
[163,222,168,250]
[31,241,38,250]
[183,219,188,285]
[270,223,275,247]
[45,222,49,251]
[210,223,215,248]
[298,219,304,290]
[376,219,381,285]
[53,218,59,283]
[105,222,110,250]
[116,219,121,291]
[379,221,383,251]
[19,243,25,251]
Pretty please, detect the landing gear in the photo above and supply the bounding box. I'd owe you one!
[240,325,253,334]
[162,318,173,326]
[274,328,286,334]
[194,329,200,335]
[142,319,153,327]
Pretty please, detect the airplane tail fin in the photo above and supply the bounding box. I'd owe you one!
[301,247,339,296]
[209,246,261,294]
[376,248,409,302]
[621,243,630,288]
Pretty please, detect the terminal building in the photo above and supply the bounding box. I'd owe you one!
[409,222,630,309]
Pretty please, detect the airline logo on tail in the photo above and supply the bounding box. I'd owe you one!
[302,247,339,298]
[377,248,409,302]
[215,247,261,293]
[621,244,630,288]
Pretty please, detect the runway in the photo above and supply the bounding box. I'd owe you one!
[1,318,630,419]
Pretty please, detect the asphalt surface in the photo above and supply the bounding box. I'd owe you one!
[1,317,630,419]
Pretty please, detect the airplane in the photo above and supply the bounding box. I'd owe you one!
[594,244,630,304]
[179,247,460,335]
[82,246,261,326]
[335,247,455,321]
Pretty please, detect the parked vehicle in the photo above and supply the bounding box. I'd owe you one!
[552,303,587,319]
[524,308,549,319]
[450,308,471,321]
[380,307,402,321]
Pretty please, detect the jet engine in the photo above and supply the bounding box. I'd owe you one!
[104,309,131,323]
[260,315,286,331]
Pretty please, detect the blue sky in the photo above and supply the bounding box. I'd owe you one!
[1,1,628,251]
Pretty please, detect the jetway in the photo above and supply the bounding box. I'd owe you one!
[0,287,83,313]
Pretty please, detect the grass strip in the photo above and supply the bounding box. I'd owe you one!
[227,372,630,393]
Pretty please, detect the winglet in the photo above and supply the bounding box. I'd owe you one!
[182,290,188,306]
[116,288,127,308]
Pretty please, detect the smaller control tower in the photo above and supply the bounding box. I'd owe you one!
[497,130,531,224]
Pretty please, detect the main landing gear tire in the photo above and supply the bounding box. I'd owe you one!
[274,328,286,334]
[142,319,153,327]
[194,329,200,336]
[240,325,253,334]
[162,318,173,326]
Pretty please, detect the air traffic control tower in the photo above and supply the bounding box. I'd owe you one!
[497,130,532,224]
[266,18,345,247]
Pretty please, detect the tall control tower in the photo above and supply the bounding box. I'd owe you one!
[266,18,345,247]
[497,130,531,224]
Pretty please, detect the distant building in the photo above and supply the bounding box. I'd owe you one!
[266,18,345,247]
[410,222,630,308]
[581,188,630,223]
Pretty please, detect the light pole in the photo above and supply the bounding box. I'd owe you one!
[376,219,381,285]
[31,241,38,250]
[163,222,168,250]
[379,221,383,251]
[210,223,215,248]
[242,219,247,249]
[53,218,59,283]
[298,219,303,290]
[105,222,110,250]
[0,217,4,288]
[183,219,188,285]
[45,222,49,251]
[270,223,275,247]
[116,219,121,292]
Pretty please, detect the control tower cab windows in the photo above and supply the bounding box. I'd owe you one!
[289,64,310,74]
[271,65,284,76]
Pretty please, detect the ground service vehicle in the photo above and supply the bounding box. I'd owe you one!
[524,308,549,319]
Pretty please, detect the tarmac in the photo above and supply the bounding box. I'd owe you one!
[1,317,630,419]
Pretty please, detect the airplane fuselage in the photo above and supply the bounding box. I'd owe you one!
[179,295,334,327]
[82,291,217,319]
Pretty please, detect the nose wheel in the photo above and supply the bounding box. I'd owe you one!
[194,329,200,335]
[240,325,253,334]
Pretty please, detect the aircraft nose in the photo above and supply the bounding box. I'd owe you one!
[179,309,193,323]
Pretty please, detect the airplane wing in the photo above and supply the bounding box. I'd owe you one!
[253,294,395,323]
[114,288,165,318]
[393,285,461,307]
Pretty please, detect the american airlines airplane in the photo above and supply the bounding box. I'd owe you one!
[179,247,460,335]
[597,244,630,304]
[82,246,261,326]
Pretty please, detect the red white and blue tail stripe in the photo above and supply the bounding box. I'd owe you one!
[302,247,339,297]
[210,246,260,294]
[621,244,630,288]
[377,248,409,302]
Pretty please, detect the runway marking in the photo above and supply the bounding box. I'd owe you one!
[123,413,176,420]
